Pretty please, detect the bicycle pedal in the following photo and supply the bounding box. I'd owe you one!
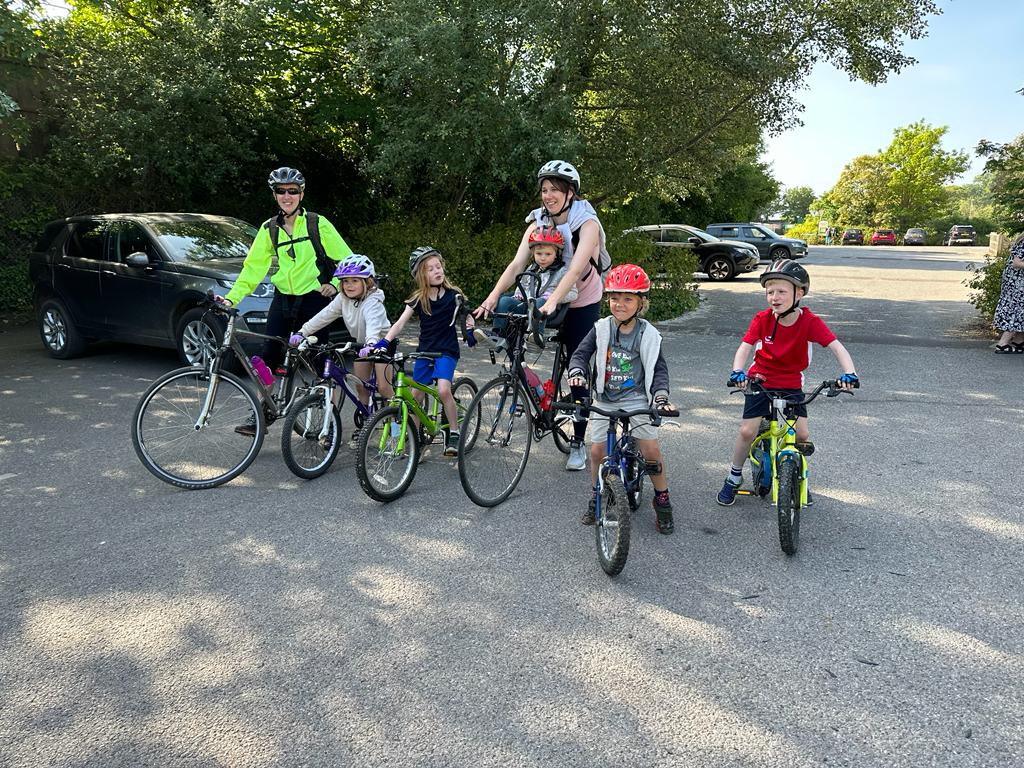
[735,489,756,496]
[796,441,815,456]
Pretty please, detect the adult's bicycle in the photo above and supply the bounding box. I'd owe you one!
[729,377,858,555]
[131,296,318,489]
[456,278,577,507]
[355,351,478,502]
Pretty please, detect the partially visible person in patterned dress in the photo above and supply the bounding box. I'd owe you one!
[992,236,1024,354]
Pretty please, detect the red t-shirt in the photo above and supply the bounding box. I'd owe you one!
[743,308,837,389]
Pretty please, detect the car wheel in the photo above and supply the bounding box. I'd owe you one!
[768,246,788,261]
[38,298,87,359]
[705,256,735,281]
[176,307,225,367]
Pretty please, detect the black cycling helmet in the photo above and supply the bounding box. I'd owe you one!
[760,258,810,294]
[267,167,306,191]
[409,246,441,277]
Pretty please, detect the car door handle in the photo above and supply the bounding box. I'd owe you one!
[101,269,117,276]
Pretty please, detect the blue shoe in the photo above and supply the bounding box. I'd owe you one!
[805,491,814,507]
[717,479,741,506]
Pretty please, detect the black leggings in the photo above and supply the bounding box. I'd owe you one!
[261,290,346,369]
[559,301,601,441]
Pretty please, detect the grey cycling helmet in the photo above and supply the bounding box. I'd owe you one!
[409,246,441,276]
[760,258,810,294]
[537,160,581,194]
[267,167,306,191]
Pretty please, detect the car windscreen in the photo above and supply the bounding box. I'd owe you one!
[149,218,257,262]
[687,226,718,241]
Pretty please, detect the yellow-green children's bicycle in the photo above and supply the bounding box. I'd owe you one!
[729,377,858,556]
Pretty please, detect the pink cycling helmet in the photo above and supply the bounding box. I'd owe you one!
[604,263,650,295]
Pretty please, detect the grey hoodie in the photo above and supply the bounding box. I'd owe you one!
[299,288,391,346]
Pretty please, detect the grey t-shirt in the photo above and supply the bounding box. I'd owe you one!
[603,323,645,402]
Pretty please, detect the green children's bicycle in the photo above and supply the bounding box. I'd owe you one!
[729,378,858,556]
[355,351,478,502]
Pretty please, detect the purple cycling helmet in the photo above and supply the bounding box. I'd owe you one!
[333,254,375,279]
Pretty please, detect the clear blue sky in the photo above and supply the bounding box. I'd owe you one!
[764,0,1024,195]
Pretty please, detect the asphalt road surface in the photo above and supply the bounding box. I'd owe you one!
[1,245,1021,767]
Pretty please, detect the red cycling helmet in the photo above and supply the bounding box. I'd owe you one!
[528,225,565,251]
[604,263,650,294]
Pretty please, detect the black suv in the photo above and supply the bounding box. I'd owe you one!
[29,213,273,364]
[624,224,760,281]
[946,225,976,246]
[705,223,807,261]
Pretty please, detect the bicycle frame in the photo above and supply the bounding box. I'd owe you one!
[373,354,453,454]
[303,342,379,441]
[594,411,659,518]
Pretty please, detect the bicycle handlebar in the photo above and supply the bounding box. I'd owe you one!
[550,398,677,425]
[728,377,859,405]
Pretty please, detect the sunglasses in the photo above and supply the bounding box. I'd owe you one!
[274,188,301,196]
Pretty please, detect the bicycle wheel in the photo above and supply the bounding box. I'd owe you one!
[626,459,644,511]
[457,376,533,507]
[551,356,573,454]
[132,367,264,489]
[356,405,420,502]
[451,376,479,451]
[280,392,342,479]
[776,455,802,556]
[596,470,631,576]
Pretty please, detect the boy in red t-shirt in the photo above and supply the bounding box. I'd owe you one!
[717,259,858,506]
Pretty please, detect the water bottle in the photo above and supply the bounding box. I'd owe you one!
[523,366,544,399]
[250,355,274,387]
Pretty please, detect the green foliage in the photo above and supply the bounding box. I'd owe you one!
[823,122,969,231]
[966,239,1015,323]
[977,133,1024,231]
[777,186,816,223]
[784,216,821,244]
[0,261,33,312]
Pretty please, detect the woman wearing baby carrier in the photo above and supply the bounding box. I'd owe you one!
[476,160,611,471]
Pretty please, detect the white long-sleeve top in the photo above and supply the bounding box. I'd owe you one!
[299,288,391,345]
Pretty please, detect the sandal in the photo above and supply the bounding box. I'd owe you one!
[994,344,1015,354]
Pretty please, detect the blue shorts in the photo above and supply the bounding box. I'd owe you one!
[412,354,458,385]
[743,389,807,420]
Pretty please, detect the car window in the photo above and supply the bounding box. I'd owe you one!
[717,227,739,238]
[110,222,158,263]
[35,221,69,253]
[663,228,696,243]
[743,227,770,239]
[149,217,257,262]
[64,222,107,261]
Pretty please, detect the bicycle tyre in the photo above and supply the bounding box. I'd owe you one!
[751,436,772,498]
[777,455,801,556]
[551,355,573,454]
[280,392,342,479]
[626,458,644,511]
[355,405,420,502]
[457,376,533,507]
[451,376,479,451]
[597,471,631,576]
[131,367,264,490]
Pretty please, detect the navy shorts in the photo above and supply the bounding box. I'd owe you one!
[743,389,807,420]
[413,354,458,385]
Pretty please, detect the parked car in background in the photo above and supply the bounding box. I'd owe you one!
[903,228,927,246]
[624,224,760,281]
[841,228,864,245]
[29,213,275,364]
[870,229,897,246]
[946,225,977,246]
[704,223,807,261]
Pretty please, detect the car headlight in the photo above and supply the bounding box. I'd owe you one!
[217,279,234,289]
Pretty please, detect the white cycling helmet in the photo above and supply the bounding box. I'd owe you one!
[537,160,581,194]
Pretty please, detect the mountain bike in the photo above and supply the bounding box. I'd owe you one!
[355,351,478,502]
[131,296,318,489]
[279,339,383,479]
[729,378,858,555]
[456,277,576,507]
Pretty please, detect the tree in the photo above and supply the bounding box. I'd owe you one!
[777,186,816,222]
[977,133,1024,231]
[823,122,968,228]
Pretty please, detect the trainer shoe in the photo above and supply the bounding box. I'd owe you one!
[805,491,814,507]
[717,479,741,506]
[653,490,674,534]
[566,439,587,471]
[582,494,596,525]
[444,429,461,457]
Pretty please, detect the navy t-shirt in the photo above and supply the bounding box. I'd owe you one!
[407,288,461,359]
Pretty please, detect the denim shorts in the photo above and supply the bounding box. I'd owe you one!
[742,389,806,419]
[412,354,458,385]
